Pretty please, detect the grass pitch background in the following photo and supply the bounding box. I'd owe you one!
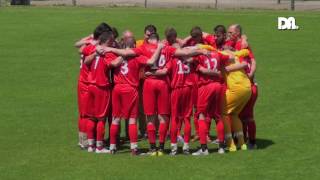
[0,7,319,180]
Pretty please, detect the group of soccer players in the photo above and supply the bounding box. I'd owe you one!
[74,22,258,156]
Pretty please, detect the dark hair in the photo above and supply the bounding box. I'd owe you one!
[112,27,119,39]
[98,31,114,45]
[214,25,226,34]
[165,27,177,40]
[190,26,202,38]
[148,33,159,41]
[144,24,157,34]
[93,22,112,40]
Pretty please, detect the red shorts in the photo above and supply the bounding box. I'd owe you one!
[77,81,89,117]
[87,84,111,118]
[171,86,193,118]
[143,79,170,115]
[239,83,258,119]
[112,84,139,119]
[197,82,223,119]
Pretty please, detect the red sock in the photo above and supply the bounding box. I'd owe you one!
[248,121,256,144]
[110,124,119,145]
[184,117,191,143]
[194,112,199,136]
[242,121,248,141]
[78,117,87,133]
[96,121,105,141]
[147,123,156,144]
[86,120,96,140]
[206,117,211,135]
[170,117,178,144]
[216,120,224,143]
[198,120,208,145]
[129,124,138,143]
[159,122,167,143]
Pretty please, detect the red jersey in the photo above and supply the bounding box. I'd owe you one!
[79,44,96,83]
[166,58,196,89]
[113,55,149,88]
[195,51,229,86]
[88,52,116,87]
[204,34,217,48]
[134,44,176,81]
[133,43,158,58]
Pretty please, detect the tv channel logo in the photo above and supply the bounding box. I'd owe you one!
[278,17,299,30]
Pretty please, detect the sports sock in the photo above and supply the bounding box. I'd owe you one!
[170,117,178,144]
[183,117,191,143]
[231,115,245,146]
[110,124,119,146]
[147,123,156,144]
[222,115,232,147]
[242,121,248,141]
[198,119,208,145]
[216,120,225,143]
[159,122,167,144]
[248,120,256,144]
[86,120,96,140]
[129,124,138,144]
[96,121,105,142]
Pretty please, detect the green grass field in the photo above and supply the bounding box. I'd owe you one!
[0,6,320,180]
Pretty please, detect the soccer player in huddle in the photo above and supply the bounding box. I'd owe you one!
[75,22,112,149]
[190,48,233,155]
[148,28,198,155]
[108,37,163,155]
[84,31,123,153]
[228,24,258,149]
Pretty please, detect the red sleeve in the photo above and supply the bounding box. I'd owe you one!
[82,45,94,56]
[218,52,230,66]
[137,55,149,65]
[248,47,255,59]
[194,56,202,72]
[132,46,143,56]
[104,53,117,67]
[224,40,235,48]
[165,46,177,57]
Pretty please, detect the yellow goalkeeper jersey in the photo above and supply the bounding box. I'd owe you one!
[223,57,251,90]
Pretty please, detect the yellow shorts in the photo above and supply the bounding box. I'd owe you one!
[223,86,252,115]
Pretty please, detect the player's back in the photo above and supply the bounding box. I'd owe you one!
[168,57,194,89]
[88,52,116,87]
[79,44,96,83]
[113,55,147,88]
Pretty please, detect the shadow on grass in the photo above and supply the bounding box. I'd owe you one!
[255,138,275,149]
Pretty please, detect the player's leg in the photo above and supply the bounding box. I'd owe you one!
[170,88,180,155]
[191,85,199,142]
[86,84,97,152]
[109,85,122,153]
[157,81,170,156]
[181,86,193,154]
[94,86,111,153]
[78,81,90,149]
[124,85,140,155]
[143,80,157,155]
[229,87,252,151]
[192,85,209,156]
[245,84,258,148]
